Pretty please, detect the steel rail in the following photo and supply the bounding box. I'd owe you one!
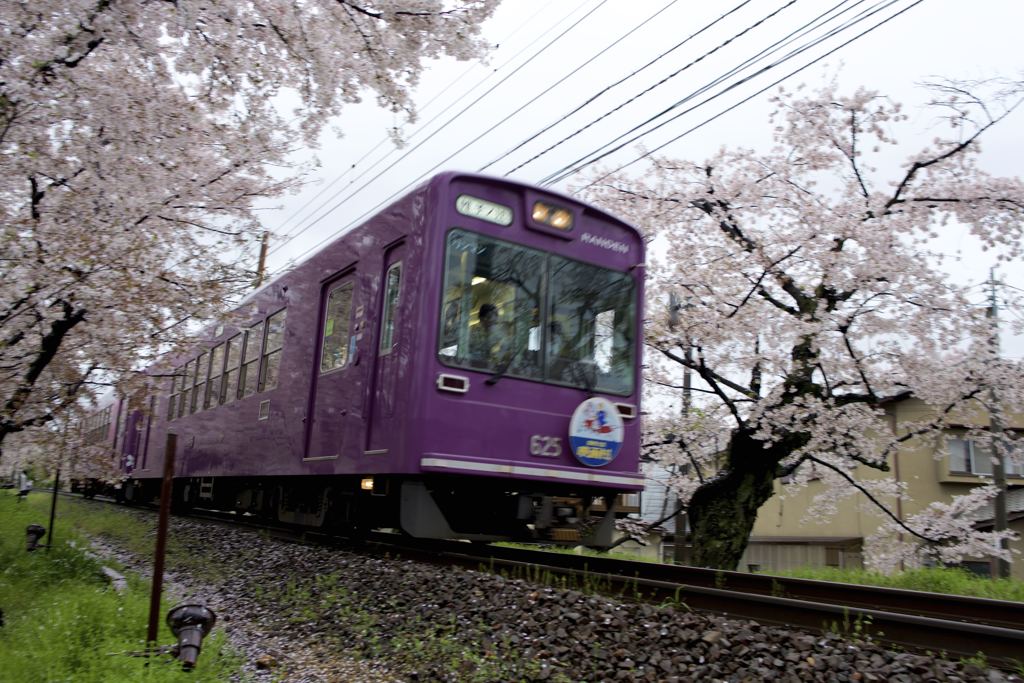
[462,542,1024,630]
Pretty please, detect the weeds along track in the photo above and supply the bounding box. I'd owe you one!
[71,492,1024,670]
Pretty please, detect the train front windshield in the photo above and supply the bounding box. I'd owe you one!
[438,229,635,395]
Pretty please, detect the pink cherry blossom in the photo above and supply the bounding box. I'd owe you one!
[0,1,498,456]
[587,81,1024,570]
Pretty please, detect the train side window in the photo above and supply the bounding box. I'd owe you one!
[379,262,402,355]
[173,369,184,419]
[192,352,208,413]
[221,334,242,404]
[259,309,287,392]
[179,360,193,418]
[206,343,225,408]
[167,373,178,421]
[240,321,264,398]
[321,283,354,373]
[142,394,155,470]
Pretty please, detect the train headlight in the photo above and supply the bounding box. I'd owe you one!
[360,477,374,491]
[532,201,574,231]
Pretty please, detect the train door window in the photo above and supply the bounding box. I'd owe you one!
[179,360,193,418]
[240,321,264,398]
[259,309,287,391]
[321,283,353,373]
[379,263,401,355]
[221,334,242,403]
[206,343,225,408]
[192,352,208,413]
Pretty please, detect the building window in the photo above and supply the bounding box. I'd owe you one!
[380,262,402,354]
[240,321,264,398]
[958,560,992,578]
[259,309,287,392]
[948,438,994,476]
[949,436,1023,477]
[222,334,242,404]
[205,343,225,408]
[1005,439,1023,476]
[321,284,354,373]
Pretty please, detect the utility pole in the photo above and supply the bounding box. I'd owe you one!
[987,268,1010,579]
[668,291,692,565]
[253,230,270,289]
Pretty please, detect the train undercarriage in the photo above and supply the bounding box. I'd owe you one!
[110,474,624,548]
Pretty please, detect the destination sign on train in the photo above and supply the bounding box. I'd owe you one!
[455,194,513,226]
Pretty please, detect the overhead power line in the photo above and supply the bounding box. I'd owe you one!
[532,0,862,183]
[476,0,756,174]
[571,0,926,190]
[266,0,562,250]
[539,0,898,186]
[266,0,927,281]
[268,1,803,276]
[266,0,610,264]
[369,0,690,200]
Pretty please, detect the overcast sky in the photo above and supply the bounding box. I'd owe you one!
[257,0,1024,354]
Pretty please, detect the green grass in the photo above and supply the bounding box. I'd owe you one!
[49,494,231,584]
[769,566,1024,602]
[0,490,244,682]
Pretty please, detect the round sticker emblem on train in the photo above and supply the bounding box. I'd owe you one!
[568,397,624,467]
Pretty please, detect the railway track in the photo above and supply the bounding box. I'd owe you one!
[69,493,1024,669]
[356,538,1024,668]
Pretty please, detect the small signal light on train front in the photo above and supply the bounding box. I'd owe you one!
[360,477,374,491]
[532,201,573,231]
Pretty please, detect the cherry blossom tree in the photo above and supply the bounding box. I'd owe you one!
[587,80,1024,570]
[0,1,499,455]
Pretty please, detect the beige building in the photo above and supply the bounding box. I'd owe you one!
[742,395,1024,579]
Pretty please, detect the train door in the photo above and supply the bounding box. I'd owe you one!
[305,271,358,459]
[364,242,405,456]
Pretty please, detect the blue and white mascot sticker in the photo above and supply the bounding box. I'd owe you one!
[569,397,624,467]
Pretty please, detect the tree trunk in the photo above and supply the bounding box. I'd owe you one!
[686,430,784,569]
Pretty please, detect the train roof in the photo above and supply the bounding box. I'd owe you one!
[239,171,643,307]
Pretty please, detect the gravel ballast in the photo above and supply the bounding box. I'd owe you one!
[87,508,1020,682]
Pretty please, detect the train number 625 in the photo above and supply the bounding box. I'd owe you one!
[529,435,562,458]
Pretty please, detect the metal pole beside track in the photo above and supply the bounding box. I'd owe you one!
[46,466,60,551]
[147,432,176,645]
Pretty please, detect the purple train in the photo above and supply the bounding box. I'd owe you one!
[80,172,645,546]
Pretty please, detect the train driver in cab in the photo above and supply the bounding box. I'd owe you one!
[469,303,510,369]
